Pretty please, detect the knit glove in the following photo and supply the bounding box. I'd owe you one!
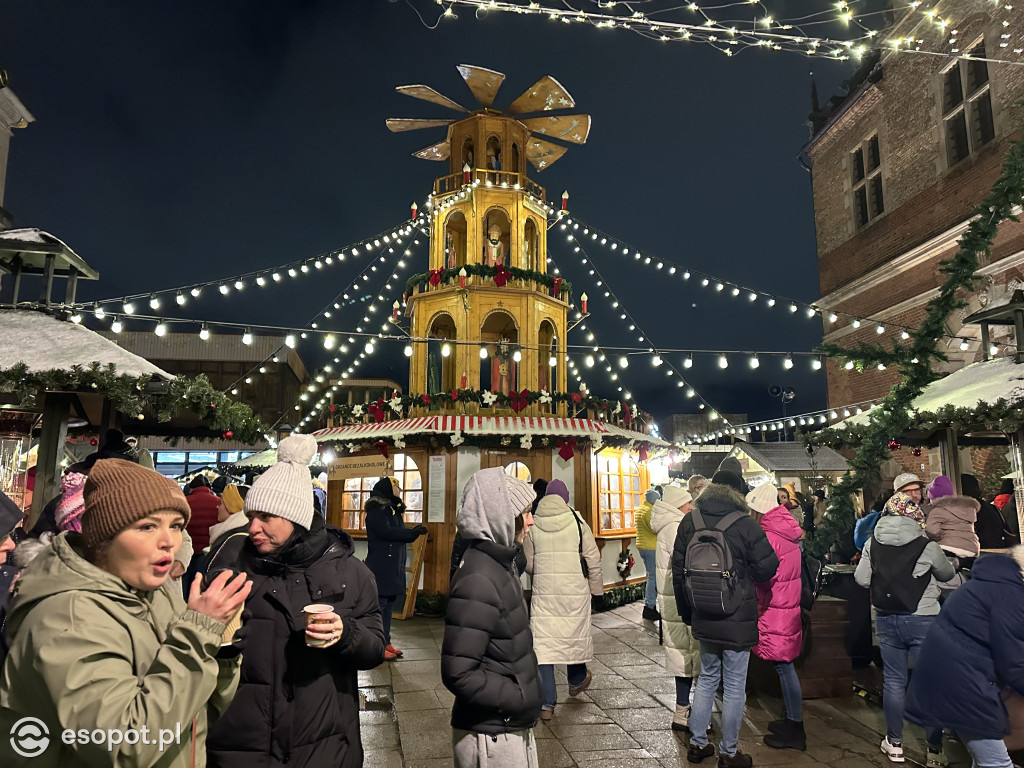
[413,525,429,537]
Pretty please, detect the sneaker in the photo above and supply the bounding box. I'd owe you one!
[717,751,753,768]
[385,644,404,658]
[671,705,690,732]
[880,737,905,763]
[568,670,593,697]
[642,606,661,621]
[763,719,806,751]
[539,708,554,722]
[384,648,400,661]
[686,743,714,764]
[926,750,948,768]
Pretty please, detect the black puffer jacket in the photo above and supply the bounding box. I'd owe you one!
[207,517,385,768]
[364,478,420,596]
[442,539,543,733]
[671,482,779,651]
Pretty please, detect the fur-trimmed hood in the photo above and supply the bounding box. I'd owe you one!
[925,494,979,524]
[694,481,749,517]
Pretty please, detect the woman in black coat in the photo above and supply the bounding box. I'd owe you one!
[364,477,427,659]
[206,514,384,768]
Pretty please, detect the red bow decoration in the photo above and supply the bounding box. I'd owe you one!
[428,269,442,287]
[222,430,233,439]
[599,400,609,410]
[623,403,632,427]
[556,438,577,462]
[638,442,649,463]
[493,266,512,287]
[368,397,386,423]
[329,404,336,413]
[551,277,562,296]
[373,440,389,458]
[450,388,460,402]
[570,392,582,404]
[509,389,531,413]
[420,394,432,405]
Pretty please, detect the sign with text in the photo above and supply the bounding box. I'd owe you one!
[328,455,393,482]
[427,454,447,523]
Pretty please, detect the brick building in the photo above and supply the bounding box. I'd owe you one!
[806,2,1024,413]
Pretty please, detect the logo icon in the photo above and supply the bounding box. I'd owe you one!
[10,717,50,758]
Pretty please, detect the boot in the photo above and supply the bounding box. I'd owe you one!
[766,718,787,733]
[671,704,690,732]
[642,605,661,621]
[763,719,806,751]
[385,643,403,658]
[717,751,753,768]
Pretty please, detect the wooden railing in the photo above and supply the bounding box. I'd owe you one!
[433,168,545,202]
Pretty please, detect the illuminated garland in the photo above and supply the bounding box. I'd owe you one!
[805,125,1024,558]
[404,264,572,299]
[0,363,265,444]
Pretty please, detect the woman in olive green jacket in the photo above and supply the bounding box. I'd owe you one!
[0,459,250,768]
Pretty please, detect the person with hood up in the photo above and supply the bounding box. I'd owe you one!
[746,483,806,751]
[855,491,955,765]
[962,473,1015,550]
[523,479,602,721]
[688,474,709,499]
[672,470,779,768]
[651,484,700,732]
[924,475,980,561]
[206,435,385,768]
[364,476,427,660]
[0,460,249,768]
[636,487,661,621]
[443,467,544,768]
[905,547,1024,768]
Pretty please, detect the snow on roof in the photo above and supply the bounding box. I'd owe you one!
[913,357,1024,411]
[0,309,172,379]
[731,441,849,473]
[0,228,73,248]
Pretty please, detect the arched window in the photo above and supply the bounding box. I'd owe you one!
[428,313,457,393]
[523,218,539,271]
[538,320,556,397]
[462,137,475,171]
[341,453,424,531]
[482,208,511,269]
[505,462,531,483]
[479,310,519,394]
[510,143,520,174]
[444,211,467,270]
[485,135,502,171]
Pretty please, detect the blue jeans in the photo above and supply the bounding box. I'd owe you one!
[538,663,588,709]
[961,735,1013,768]
[675,676,692,707]
[378,595,396,644]
[774,661,802,721]
[689,643,751,756]
[639,548,657,608]
[875,613,941,745]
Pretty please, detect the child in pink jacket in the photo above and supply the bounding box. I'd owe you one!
[746,483,806,751]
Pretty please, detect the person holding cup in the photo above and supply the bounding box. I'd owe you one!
[206,435,384,768]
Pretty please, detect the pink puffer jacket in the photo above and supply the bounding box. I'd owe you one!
[753,504,803,662]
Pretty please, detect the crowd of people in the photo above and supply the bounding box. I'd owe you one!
[0,439,1021,768]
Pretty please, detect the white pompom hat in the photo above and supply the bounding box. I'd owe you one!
[245,434,318,530]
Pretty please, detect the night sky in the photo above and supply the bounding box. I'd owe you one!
[1,1,858,432]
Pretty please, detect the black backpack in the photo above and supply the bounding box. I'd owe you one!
[800,551,823,611]
[683,509,746,617]
[869,534,931,614]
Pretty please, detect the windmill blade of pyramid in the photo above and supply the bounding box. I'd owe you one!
[506,75,576,115]
[386,118,456,133]
[525,137,568,171]
[395,85,469,113]
[412,140,451,161]
[522,114,591,145]
[456,64,505,109]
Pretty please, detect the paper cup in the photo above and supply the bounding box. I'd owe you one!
[303,603,334,647]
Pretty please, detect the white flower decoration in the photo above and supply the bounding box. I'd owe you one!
[539,389,552,404]
[481,390,498,406]
[450,431,465,447]
[346,442,359,453]
[612,402,621,415]
[352,404,364,417]
[394,435,406,449]
[520,435,533,450]
[389,395,403,413]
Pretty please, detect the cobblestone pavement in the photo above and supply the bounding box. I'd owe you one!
[358,601,977,767]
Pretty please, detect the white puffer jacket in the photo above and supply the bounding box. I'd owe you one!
[524,494,603,664]
[651,499,701,678]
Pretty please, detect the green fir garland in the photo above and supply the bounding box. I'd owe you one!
[405,263,572,298]
[806,125,1024,558]
[0,362,266,444]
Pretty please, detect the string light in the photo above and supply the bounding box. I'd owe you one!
[199,323,210,341]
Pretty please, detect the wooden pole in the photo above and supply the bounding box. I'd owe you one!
[29,392,71,529]
[939,427,963,495]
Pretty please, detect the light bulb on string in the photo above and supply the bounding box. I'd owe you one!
[235,280,244,290]
[812,356,823,370]
[219,284,229,295]
[784,355,794,369]
[652,355,662,367]
[480,346,489,359]
[191,287,202,298]
[242,328,253,345]
[684,355,693,368]
[324,335,335,350]
[403,345,413,357]
[94,305,105,319]
[175,292,185,306]
[513,349,522,363]
[750,354,759,369]
[199,324,210,341]
[149,294,160,310]
[441,343,451,358]
[828,312,838,322]
[718,354,728,369]
[123,301,135,315]
[585,355,595,367]
[618,356,629,368]
[959,339,969,351]
[876,324,885,334]
[257,275,266,286]
[154,322,167,337]
[365,341,375,355]
[852,319,861,328]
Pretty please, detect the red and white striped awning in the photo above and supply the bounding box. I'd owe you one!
[435,415,610,437]
[312,416,439,442]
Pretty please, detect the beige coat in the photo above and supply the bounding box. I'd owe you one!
[524,495,602,665]
[651,499,701,678]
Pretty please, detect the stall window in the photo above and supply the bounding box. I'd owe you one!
[340,453,424,531]
[597,449,642,535]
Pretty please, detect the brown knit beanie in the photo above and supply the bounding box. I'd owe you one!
[82,459,191,548]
